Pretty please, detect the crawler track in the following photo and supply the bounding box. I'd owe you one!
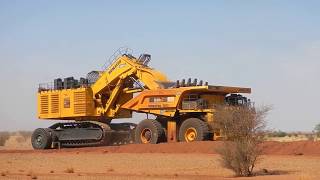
[32,121,136,149]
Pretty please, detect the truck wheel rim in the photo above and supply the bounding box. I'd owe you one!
[140,128,152,143]
[185,128,197,142]
[36,135,43,145]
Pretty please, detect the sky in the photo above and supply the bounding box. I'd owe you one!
[0,1,319,132]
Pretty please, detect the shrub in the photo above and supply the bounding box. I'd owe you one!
[314,123,320,137]
[214,105,271,177]
[16,136,26,143]
[107,168,114,172]
[65,168,74,173]
[217,140,261,176]
[27,170,34,176]
[1,171,9,176]
[17,131,32,140]
[0,132,10,146]
[270,131,287,137]
[31,174,37,179]
[306,134,314,141]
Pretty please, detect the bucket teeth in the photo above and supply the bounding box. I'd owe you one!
[100,123,136,146]
[198,80,203,86]
[101,129,135,146]
[176,78,207,87]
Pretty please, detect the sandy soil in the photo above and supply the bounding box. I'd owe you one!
[1,152,319,180]
[1,141,320,179]
[2,139,320,155]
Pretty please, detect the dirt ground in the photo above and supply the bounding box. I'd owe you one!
[1,140,320,179]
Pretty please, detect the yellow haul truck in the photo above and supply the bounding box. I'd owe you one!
[33,48,251,149]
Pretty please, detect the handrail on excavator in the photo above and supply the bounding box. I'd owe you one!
[102,47,133,70]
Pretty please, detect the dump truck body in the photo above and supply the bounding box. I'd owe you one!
[37,85,250,120]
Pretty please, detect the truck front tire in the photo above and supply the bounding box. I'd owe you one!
[178,118,209,142]
[135,119,164,144]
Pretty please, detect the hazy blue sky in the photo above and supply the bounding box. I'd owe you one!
[0,1,319,131]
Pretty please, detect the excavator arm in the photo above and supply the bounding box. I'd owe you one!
[91,54,170,94]
[90,54,172,118]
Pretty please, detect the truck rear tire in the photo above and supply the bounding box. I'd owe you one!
[178,118,209,142]
[135,119,164,144]
[31,128,52,149]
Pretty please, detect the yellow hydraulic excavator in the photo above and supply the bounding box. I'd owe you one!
[33,48,251,149]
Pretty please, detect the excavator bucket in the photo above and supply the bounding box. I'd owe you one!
[101,123,136,146]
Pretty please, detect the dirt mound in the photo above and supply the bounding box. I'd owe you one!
[2,140,320,156]
[261,141,320,156]
[80,141,320,156]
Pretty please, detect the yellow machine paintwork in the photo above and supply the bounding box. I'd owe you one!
[121,85,250,117]
[38,88,95,119]
[37,54,172,120]
[37,53,251,130]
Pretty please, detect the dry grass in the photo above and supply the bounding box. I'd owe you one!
[26,170,33,176]
[298,174,313,180]
[1,170,9,176]
[15,131,33,143]
[26,170,37,179]
[265,130,319,142]
[17,131,32,139]
[31,174,38,179]
[1,131,33,149]
[107,168,114,172]
[65,167,75,173]
[265,134,317,142]
[16,136,26,143]
[0,132,11,146]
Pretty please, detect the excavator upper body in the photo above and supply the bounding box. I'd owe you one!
[33,49,251,149]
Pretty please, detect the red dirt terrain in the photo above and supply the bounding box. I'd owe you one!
[2,140,319,155]
[1,141,320,179]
